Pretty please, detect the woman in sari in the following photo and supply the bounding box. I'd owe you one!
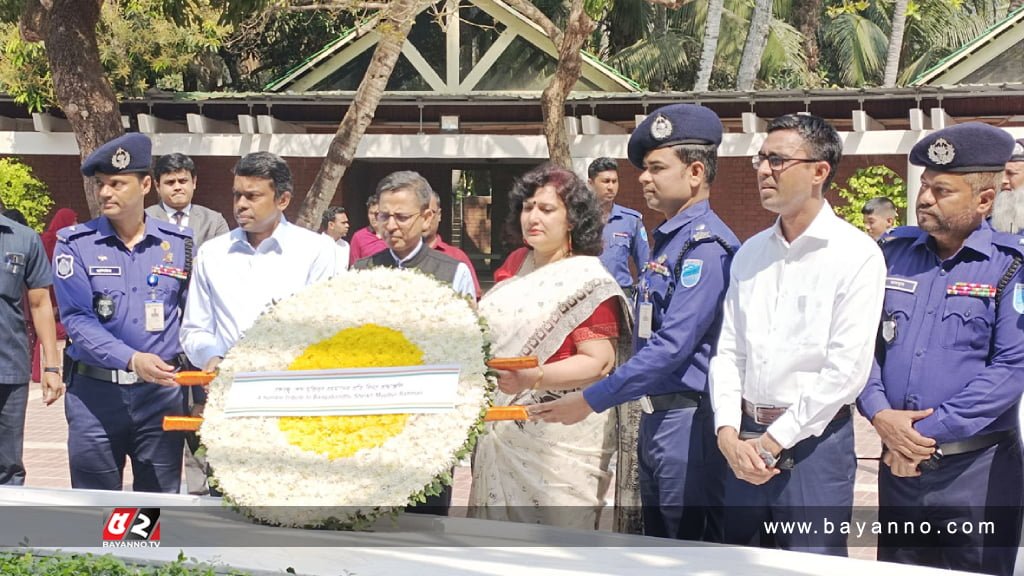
[469,164,634,531]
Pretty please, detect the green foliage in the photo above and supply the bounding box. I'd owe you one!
[0,551,251,575]
[832,165,907,230]
[0,158,53,231]
[0,0,233,107]
[0,26,53,112]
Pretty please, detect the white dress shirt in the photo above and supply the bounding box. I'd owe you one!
[322,233,350,271]
[161,202,191,227]
[391,240,477,300]
[181,217,339,369]
[710,202,886,449]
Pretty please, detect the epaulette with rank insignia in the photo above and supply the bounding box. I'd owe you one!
[665,226,737,301]
[55,223,97,244]
[152,219,193,240]
[619,206,643,220]
[990,232,1024,260]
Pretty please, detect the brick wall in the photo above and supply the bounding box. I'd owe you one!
[8,153,907,244]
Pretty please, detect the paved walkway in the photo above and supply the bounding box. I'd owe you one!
[22,381,882,558]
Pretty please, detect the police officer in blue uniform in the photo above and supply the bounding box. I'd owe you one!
[588,157,650,296]
[532,104,740,541]
[858,122,1024,576]
[53,133,190,493]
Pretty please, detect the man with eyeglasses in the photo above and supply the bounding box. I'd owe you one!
[354,171,474,516]
[354,171,476,301]
[709,114,886,556]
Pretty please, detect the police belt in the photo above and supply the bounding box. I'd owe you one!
[74,362,181,385]
[640,391,703,414]
[937,429,1016,458]
[742,399,852,426]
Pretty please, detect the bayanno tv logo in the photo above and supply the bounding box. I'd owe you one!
[101,508,161,548]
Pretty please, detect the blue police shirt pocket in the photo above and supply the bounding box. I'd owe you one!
[883,291,915,347]
[941,296,992,351]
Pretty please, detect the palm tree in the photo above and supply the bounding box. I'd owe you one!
[736,0,773,89]
[882,0,909,86]
[694,0,725,91]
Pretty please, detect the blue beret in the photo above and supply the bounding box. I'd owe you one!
[909,122,1014,173]
[627,104,723,168]
[1010,138,1024,162]
[81,133,152,177]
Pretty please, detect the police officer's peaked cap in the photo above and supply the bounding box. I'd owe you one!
[1010,138,1024,162]
[627,104,723,168]
[909,122,1015,173]
[81,132,152,177]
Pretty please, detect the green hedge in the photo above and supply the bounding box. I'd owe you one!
[0,551,253,575]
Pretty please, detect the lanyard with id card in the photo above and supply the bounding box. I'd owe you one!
[636,269,654,339]
[144,273,165,332]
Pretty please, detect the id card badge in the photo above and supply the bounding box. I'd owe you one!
[144,300,165,332]
[637,302,653,339]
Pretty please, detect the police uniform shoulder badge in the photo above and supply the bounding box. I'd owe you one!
[927,138,955,165]
[680,258,703,288]
[55,254,74,279]
[1013,284,1024,315]
[111,147,131,170]
[651,114,673,141]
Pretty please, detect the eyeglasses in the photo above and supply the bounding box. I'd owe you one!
[751,153,822,171]
[376,211,421,225]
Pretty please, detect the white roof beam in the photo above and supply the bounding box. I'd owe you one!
[137,113,186,133]
[257,115,306,134]
[290,32,380,92]
[458,28,517,93]
[741,112,767,134]
[909,108,932,131]
[187,113,240,134]
[401,41,448,93]
[32,113,71,133]
[852,110,884,132]
[238,115,257,134]
[930,107,956,130]
[445,0,460,89]
[564,117,581,136]
[581,115,627,135]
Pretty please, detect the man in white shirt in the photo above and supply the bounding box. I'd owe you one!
[320,205,350,271]
[181,152,338,377]
[709,114,886,555]
[354,171,476,300]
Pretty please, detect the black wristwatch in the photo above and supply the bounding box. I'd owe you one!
[43,366,61,374]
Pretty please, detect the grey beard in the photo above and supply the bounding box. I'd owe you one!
[991,187,1024,234]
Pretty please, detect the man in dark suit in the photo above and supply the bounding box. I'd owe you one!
[146,153,229,249]
[146,152,228,495]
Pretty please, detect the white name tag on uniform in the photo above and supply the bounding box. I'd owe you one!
[637,302,653,339]
[144,301,165,332]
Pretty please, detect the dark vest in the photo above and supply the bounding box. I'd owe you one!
[354,243,461,286]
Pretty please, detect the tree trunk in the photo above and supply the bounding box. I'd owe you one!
[694,0,724,92]
[294,0,429,230]
[540,0,593,168]
[882,0,909,87]
[21,0,123,217]
[793,0,822,76]
[736,0,773,91]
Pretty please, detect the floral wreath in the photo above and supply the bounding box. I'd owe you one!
[199,268,493,528]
